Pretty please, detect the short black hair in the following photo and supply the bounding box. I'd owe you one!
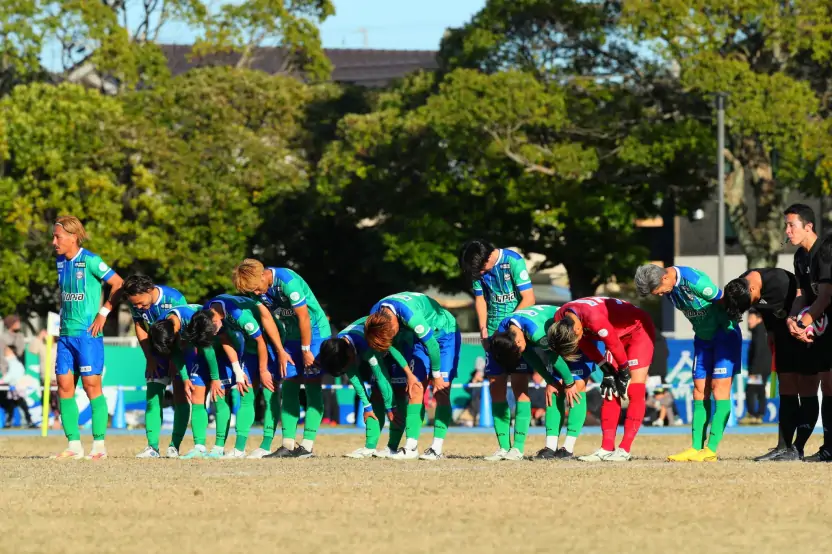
[784,203,815,232]
[123,274,155,297]
[180,310,217,348]
[318,337,352,376]
[149,318,176,356]
[747,307,761,318]
[723,277,752,321]
[458,239,496,281]
[490,329,522,372]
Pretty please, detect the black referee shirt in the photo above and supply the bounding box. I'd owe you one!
[742,268,797,333]
[794,237,832,317]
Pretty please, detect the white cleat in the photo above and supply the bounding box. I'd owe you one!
[247,448,271,459]
[344,447,377,459]
[136,446,160,459]
[166,446,180,458]
[484,448,509,462]
[85,450,108,461]
[51,448,84,460]
[390,447,419,460]
[206,446,225,459]
[419,447,442,461]
[603,447,632,462]
[578,448,615,462]
[502,447,525,461]
[223,448,247,459]
[373,447,397,458]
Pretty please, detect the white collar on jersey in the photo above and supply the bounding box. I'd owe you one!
[343,335,357,356]
[673,266,681,288]
[380,302,397,316]
[153,286,163,306]
[68,248,85,262]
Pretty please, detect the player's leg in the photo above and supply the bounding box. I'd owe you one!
[506,372,531,460]
[52,337,83,459]
[250,347,281,458]
[274,340,303,455]
[79,335,108,460]
[291,337,325,458]
[139,356,168,458]
[607,328,653,461]
[346,381,386,458]
[669,339,712,462]
[486,371,512,459]
[558,362,591,459]
[420,330,460,460]
[227,361,255,458]
[806,339,832,462]
[169,375,190,457]
[589,351,622,461]
[208,352,233,458]
[391,352,429,460]
[180,351,211,459]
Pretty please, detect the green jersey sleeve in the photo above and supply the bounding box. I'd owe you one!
[346,367,371,407]
[509,256,532,291]
[472,279,484,296]
[522,350,557,386]
[366,353,394,411]
[547,351,573,385]
[87,253,114,282]
[201,346,220,380]
[689,269,722,301]
[281,276,309,308]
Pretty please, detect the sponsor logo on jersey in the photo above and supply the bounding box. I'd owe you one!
[494,292,516,303]
[500,263,511,269]
[273,307,295,317]
[161,303,172,310]
[57,262,65,269]
[679,285,695,301]
[504,272,511,281]
[98,262,109,272]
[713,367,728,375]
[597,328,609,338]
[519,270,529,281]
[414,325,426,335]
[74,262,86,268]
[62,292,85,301]
[244,322,256,332]
[683,309,708,319]
[702,286,714,297]
[628,359,639,366]
[75,271,84,280]
[290,291,301,302]
[759,299,768,304]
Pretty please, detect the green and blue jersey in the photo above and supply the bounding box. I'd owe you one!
[130,286,187,331]
[56,248,115,337]
[667,266,736,340]
[473,249,533,334]
[253,267,331,341]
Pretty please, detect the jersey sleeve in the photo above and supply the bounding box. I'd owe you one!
[472,279,484,297]
[281,274,308,308]
[521,350,556,386]
[368,353,394,411]
[234,309,263,340]
[200,345,220,380]
[510,315,538,338]
[87,253,115,282]
[510,256,532,292]
[818,248,832,284]
[547,351,574,384]
[685,268,722,301]
[345,366,372,407]
[583,310,628,368]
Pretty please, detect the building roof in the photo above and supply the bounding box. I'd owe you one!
[159,45,439,87]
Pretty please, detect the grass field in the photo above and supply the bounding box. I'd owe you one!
[1,429,830,554]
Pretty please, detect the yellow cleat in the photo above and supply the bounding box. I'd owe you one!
[667,447,699,462]
[689,447,718,462]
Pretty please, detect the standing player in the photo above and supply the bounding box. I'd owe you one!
[123,275,190,459]
[635,264,741,462]
[783,204,832,462]
[364,292,461,460]
[548,297,655,462]
[458,240,535,460]
[723,267,810,461]
[51,216,124,460]
[488,305,587,460]
[232,260,331,458]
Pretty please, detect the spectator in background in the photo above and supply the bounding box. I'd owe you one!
[528,372,548,426]
[0,315,26,376]
[646,387,677,427]
[745,308,771,424]
[1,344,35,427]
[458,359,485,427]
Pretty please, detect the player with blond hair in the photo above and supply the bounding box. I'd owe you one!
[51,216,124,460]
[232,259,331,458]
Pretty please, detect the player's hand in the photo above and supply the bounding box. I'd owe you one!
[144,363,156,380]
[787,317,804,338]
[87,314,107,337]
[363,411,378,424]
[481,337,491,351]
[236,375,251,394]
[386,409,395,423]
[277,349,290,379]
[600,374,618,401]
[431,375,449,392]
[302,349,315,369]
[563,382,581,408]
[183,379,195,403]
[615,366,632,401]
[545,384,557,407]
[260,370,275,392]
[211,380,225,401]
[406,375,420,397]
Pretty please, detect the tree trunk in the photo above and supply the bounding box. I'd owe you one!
[562,260,600,300]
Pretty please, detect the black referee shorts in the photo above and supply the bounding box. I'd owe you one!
[773,328,830,374]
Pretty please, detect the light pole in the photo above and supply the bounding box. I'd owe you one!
[716,93,727,287]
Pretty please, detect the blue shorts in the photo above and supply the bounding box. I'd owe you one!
[56,335,104,377]
[216,348,251,390]
[485,353,531,377]
[146,354,169,383]
[553,353,594,383]
[693,328,742,381]
[397,331,460,383]
[184,349,211,387]
[390,345,432,385]
[283,338,322,379]
[242,344,281,382]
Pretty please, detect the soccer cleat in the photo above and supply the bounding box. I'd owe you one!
[803,447,832,463]
[85,451,108,461]
[534,447,557,460]
[264,446,296,458]
[667,447,699,462]
[166,446,180,458]
[206,446,225,459]
[419,447,443,461]
[554,448,574,460]
[484,448,509,461]
[689,447,718,462]
[753,447,789,462]
[502,447,524,461]
[602,447,631,462]
[773,446,802,461]
[136,446,161,459]
[578,448,614,462]
[51,449,84,460]
[292,445,314,459]
[390,447,419,460]
[247,448,271,459]
[224,448,247,459]
[344,447,377,459]
[373,447,397,458]
[181,446,207,460]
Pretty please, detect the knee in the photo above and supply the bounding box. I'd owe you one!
[408,383,424,402]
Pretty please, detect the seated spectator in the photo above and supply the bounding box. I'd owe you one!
[646,387,677,427]
[1,345,35,428]
[457,362,485,427]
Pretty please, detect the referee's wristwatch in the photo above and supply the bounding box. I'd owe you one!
[797,319,807,330]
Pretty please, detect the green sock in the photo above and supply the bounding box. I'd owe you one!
[434,404,452,440]
[405,403,422,440]
[707,399,732,452]
[303,382,323,442]
[692,399,708,449]
[145,382,165,449]
[513,401,532,453]
[493,401,511,450]
[170,402,190,450]
[281,381,301,444]
[566,392,587,437]
[191,404,208,446]
[365,415,381,449]
[234,389,255,451]
[546,393,564,440]
[387,396,407,450]
[260,388,280,450]
[59,397,80,441]
[214,394,231,447]
[371,397,387,434]
[90,395,108,441]
[231,387,241,412]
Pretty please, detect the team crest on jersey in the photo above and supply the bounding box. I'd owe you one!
[74,261,86,268]
[245,322,255,332]
[504,272,511,281]
[75,271,84,280]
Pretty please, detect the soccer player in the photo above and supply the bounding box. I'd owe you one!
[488,305,586,460]
[51,216,124,460]
[232,259,331,458]
[318,317,409,458]
[783,204,832,462]
[548,297,655,462]
[123,275,190,459]
[183,294,285,458]
[458,240,535,460]
[635,264,741,462]
[723,267,811,461]
[364,292,461,460]
[149,304,219,459]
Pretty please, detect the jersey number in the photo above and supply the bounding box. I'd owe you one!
[572,296,627,307]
